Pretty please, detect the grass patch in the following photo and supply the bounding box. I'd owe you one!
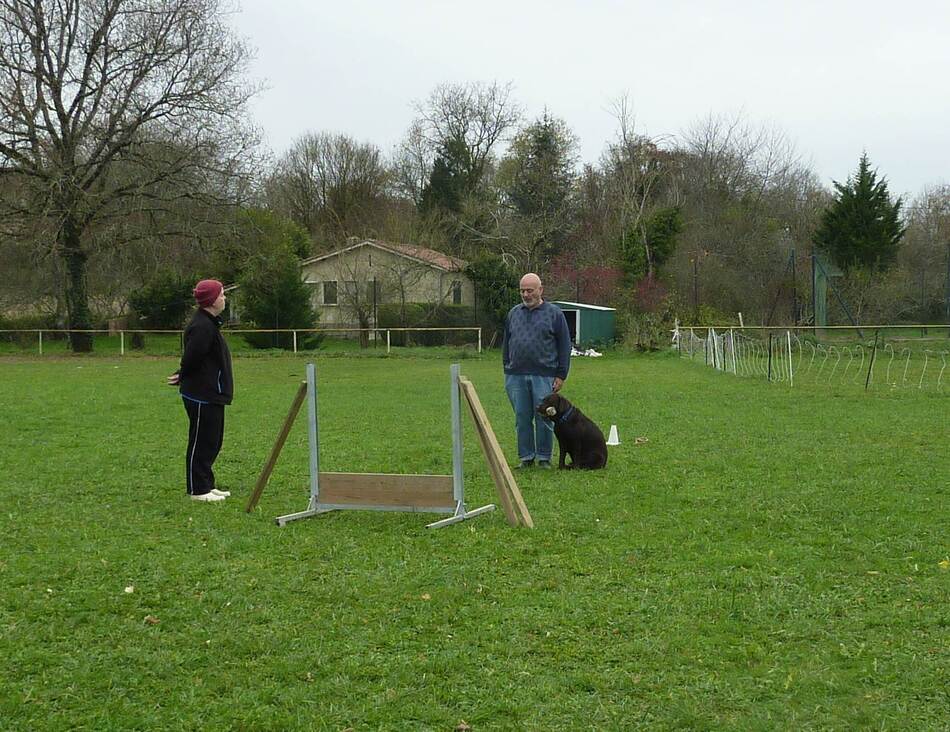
[1,353,947,729]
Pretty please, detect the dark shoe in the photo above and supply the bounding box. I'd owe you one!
[537,460,552,470]
[514,460,534,470]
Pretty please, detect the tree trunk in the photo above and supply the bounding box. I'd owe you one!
[60,215,94,352]
[641,223,655,279]
[358,311,370,348]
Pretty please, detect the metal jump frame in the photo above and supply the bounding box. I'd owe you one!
[276,363,494,528]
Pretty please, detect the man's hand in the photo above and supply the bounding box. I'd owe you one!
[166,373,180,386]
[552,377,564,392]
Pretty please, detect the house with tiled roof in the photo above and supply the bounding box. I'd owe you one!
[300,239,473,328]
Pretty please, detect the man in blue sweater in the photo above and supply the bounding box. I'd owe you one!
[502,273,572,469]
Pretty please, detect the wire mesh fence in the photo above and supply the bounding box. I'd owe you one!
[674,325,950,392]
[0,327,483,357]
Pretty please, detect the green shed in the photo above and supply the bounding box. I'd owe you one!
[552,301,617,346]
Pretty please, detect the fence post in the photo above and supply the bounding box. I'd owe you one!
[730,328,737,374]
[865,329,879,391]
[38,330,43,356]
[767,333,773,382]
[786,330,793,386]
[478,328,482,353]
[386,329,391,354]
[120,331,125,356]
[293,330,298,353]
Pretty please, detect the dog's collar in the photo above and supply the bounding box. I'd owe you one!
[556,405,575,424]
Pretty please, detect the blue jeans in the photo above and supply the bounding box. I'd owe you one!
[504,374,555,462]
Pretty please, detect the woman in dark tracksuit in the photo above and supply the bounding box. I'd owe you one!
[167,279,234,502]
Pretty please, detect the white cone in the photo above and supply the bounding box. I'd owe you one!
[606,424,620,446]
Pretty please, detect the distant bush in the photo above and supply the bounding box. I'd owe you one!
[129,271,195,330]
[239,248,322,350]
[464,254,519,339]
[0,313,58,345]
[377,304,475,346]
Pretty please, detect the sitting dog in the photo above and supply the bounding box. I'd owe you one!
[537,392,608,470]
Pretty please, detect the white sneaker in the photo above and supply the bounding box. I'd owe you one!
[191,491,226,502]
[211,488,231,497]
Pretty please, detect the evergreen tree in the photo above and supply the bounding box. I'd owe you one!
[499,112,579,268]
[238,247,321,350]
[813,153,905,271]
[464,254,519,337]
[619,206,683,283]
[419,138,476,216]
[503,112,577,219]
[211,208,310,286]
[128,271,196,330]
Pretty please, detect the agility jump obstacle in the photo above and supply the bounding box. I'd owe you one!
[245,363,531,528]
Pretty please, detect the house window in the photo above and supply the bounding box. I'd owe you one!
[452,280,462,305]
[323,281,337,305]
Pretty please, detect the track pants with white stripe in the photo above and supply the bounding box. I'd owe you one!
[182,398,225,495]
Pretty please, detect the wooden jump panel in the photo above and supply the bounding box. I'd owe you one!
[317,472,454,508]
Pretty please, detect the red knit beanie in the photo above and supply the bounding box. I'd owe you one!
[194,279,223,308]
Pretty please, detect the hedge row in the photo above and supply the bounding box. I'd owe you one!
[376,304,476,346]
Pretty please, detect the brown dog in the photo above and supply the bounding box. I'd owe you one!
[537,392,608,470]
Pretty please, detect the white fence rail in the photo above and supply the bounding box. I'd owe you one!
[0,326,483,355]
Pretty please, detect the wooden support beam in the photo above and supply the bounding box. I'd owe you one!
[460,387,519,526]
[245,381,308,513]
[458,377,533,528]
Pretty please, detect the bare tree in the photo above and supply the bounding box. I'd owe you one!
[326,251,437,348]
[266,132,389,248]
[390,120,433,207]
[0,0,258,349]
[672,112,823,322]
[377,255,437,326]
[600,96,679,278]
[898,184,950,320]
[413,81,522,190]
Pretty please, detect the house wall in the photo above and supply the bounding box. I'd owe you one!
[301,245,474,327]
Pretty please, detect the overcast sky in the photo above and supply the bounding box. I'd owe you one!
[228,0,949,199]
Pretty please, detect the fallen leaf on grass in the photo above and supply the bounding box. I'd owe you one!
[939,558,950,570]
[143,615,160,625]
[124,585,134,594]
[421,593,431,601]
[634,436,649,445]
[456,722,471,731]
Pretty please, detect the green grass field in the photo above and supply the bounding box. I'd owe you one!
[1,352,947,730]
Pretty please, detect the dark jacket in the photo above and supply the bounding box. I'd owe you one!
[177,309,233,405]
[502,301,572,380]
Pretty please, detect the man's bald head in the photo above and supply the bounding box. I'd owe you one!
[519,272,543,309]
